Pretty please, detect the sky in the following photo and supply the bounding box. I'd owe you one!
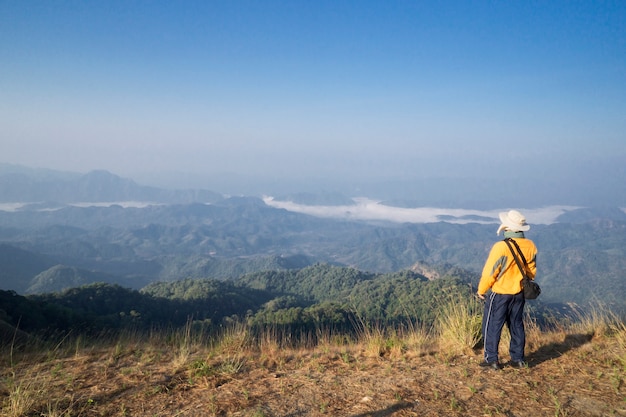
[1,1,625,199]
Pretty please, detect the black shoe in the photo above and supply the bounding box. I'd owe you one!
[510,360,528,369]
[479,361,502,370]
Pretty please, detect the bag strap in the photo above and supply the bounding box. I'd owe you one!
[503,238,529,280]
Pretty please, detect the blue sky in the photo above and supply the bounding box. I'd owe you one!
[1,1,625,194]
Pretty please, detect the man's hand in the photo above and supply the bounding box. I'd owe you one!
[476,292,485,300]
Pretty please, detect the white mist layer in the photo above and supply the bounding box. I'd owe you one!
[263,197,578,225]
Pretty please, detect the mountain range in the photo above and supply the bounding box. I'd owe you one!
[0,164,625,314]
[0,163,222,204]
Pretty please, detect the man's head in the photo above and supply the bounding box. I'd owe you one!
[497,210,530,235]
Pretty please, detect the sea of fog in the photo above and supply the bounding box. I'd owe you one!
[263,197,579,225]
[0,198,579,226]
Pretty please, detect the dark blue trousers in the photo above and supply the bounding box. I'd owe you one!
[482,292,526,363]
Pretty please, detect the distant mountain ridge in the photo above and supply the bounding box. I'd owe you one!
[0,164,222,204]
[1,164,626,314]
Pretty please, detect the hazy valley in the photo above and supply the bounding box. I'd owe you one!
[1,165,625,316]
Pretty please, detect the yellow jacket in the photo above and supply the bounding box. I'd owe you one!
[478,235,537,295]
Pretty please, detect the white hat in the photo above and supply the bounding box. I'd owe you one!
[497,210,530,235]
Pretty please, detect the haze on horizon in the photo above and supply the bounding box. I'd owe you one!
[1,1,625,202]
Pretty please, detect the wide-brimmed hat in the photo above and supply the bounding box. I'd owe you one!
[497,210,530,235]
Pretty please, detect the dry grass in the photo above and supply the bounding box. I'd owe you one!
[2,303,625,417]
[436,294,483,355]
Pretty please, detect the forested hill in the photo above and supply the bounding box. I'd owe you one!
[3,263,554,343]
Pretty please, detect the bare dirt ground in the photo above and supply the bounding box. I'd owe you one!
[1,330,625,417]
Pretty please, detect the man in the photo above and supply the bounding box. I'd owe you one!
[477,210,537,370]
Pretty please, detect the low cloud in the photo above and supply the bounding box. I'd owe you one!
[263,197,576,225]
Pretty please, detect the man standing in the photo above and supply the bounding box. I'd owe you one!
[477,210,537,370]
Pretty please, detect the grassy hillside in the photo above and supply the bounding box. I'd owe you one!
[1,300,624,416]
